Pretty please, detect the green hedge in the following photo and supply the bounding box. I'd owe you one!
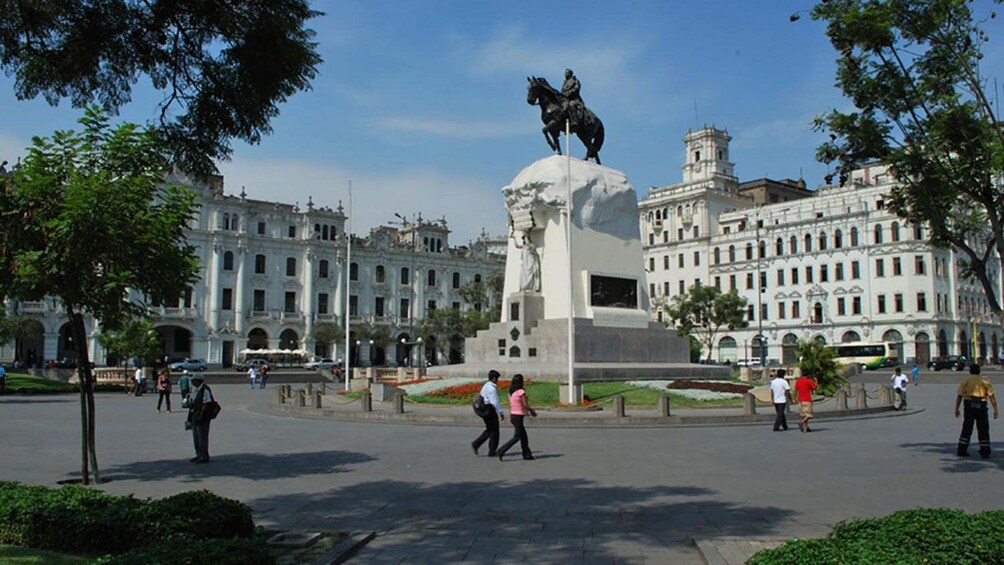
[0,482,268,563]
[93,537,274,565]
[749,508,1004,565]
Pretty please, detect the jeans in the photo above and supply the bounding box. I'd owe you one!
[157,390,172,412]
[773,402,788,430]
[498,415,532,459]
[472,411,501,455]
[958,399,991,457]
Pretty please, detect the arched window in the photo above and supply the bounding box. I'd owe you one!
[677,205,683,216]
[818,231,827,250]
[874,223,883,244]
[775,238,783,256]
[728,245,736,262]
[319,260,329,278]
[648,211,654,222]
[286,257,297,276]
[713,247,721,264]
[891,222,900,242]
[322,225,329,240]
[842,331,861,342]
[231,214,239,231]
[834,229,843,248]
[913,225,924,240]
[789,236,797,254]
[850,227,859,246]
[758,240,766,258]
[222,212,230,230]
[662,207,669,219]
[223,251,234,271]
[813,302,823,323]
[804,234,813,252]
[745,243,753,260]
[375,265,385,283]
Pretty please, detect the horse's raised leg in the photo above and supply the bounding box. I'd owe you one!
[542,128,561,154]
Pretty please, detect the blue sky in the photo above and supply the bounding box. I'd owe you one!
[0,1,999,244]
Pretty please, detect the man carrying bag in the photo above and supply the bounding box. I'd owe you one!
[471,370,505,456]
[187,375,220,464]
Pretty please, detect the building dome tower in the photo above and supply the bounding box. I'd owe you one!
[682,127,735,184]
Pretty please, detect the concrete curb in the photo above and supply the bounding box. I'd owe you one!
[694,537,789,565]
[315,531,376,565]
[259,401,910,428]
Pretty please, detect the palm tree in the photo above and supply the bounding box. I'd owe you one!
[796,339,846,394]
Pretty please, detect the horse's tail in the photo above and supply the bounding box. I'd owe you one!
[593,120,605,154]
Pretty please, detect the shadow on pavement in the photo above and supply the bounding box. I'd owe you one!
[249,479,797,562]
[0,398,77,404]
[98,450,377,483]
[899,442,1002,472]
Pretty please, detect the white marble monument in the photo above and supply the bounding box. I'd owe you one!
[432,156,725,382]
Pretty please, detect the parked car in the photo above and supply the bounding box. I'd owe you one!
[304,358,338,371]
[235,358,269,372]
[927,355,966,371]
[169,359,208,372]
[736,358,762,367]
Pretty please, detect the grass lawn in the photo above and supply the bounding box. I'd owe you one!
[404,381,744,409]
[3,373,78,393]
[0,545,88,564]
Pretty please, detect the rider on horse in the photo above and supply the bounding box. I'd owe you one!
[561,69,586,130]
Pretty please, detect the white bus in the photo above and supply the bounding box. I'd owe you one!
[831,342,899,370]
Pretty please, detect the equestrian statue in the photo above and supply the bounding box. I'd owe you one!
[526,69,605,164]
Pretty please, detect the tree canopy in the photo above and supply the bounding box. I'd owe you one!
[96,316,162,368]
[0,0,322,177]
[0,107,200,483]
[664,284,748,363]
[811,0,1004,314]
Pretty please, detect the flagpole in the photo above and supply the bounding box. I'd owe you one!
[566,119,575,404]
[343,181,352,392]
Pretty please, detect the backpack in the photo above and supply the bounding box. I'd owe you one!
[472,394,492,418]
[195,386,222,422]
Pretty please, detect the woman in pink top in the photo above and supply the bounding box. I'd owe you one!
[498,374,537,461]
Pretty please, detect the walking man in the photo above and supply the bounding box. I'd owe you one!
[891,367,909,410]
[247,364,258,390]
[794,373,818,432]
[955,364,999,458]
[770,369,791,431]
[178,370,193,406]
[471,370,505,456]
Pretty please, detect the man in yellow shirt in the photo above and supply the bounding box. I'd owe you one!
[955,364,999,458]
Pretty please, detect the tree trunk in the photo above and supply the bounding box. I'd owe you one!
[68,308,100,483]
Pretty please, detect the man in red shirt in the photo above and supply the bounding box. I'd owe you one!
[794,374,818,432]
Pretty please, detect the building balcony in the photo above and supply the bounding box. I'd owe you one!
[153,306,198,320]
[315,313,336,322]
[249,309,278,320]
[17,301,47,314]
[280,310,303,322]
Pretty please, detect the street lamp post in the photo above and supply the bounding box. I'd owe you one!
[368,339,375,367]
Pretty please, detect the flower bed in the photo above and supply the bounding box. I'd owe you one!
[626,380,748,401]
[397,377,480,397]
[427,379,529,399]
[665,380,752,395]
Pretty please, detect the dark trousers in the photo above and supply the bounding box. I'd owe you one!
[157,390,171,411]
[958,400,991,457]
[192,419,211,461]
[498,415,532,458]
[472,411,500,455]
[773,402,788,431]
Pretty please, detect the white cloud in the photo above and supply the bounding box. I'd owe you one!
[217,157,508,245]
[378,116,533,139]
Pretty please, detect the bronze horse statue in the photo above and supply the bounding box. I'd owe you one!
[526,76,605,164]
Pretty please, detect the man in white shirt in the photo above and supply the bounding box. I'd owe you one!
[134,367,145,396]
[471,370,505,456]
[247,365,257,390]
[891,367,909,410]
[770,369,791,431]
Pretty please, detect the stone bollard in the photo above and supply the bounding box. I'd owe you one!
[361,390,373,412]
[296,388,306,407]
[392,393,405,414]
[743,392,757,415]
[855,384,868,409]
[613,395,626,418]
[305,383,314,396]
[282,384,292,399]
[273,387,284,405]
[657,395,671,417]
[319,382,326,395]
[878,385,892,406]
[313,390,323,409]
[834,388,848,411]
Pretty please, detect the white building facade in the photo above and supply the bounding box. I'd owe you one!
[640,127,1002,366]
[1,174,505,368]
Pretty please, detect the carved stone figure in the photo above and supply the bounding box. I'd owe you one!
[517,231,540,292]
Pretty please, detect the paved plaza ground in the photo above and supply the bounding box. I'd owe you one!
[2,371,1002,564]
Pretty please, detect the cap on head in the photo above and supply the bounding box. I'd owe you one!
[970,364,981,375]
[488,370,501,381]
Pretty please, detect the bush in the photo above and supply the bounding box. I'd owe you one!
[144,490,256,540]
[0,483,262,559]
[0,482,144,555]
[94,536,274,565]
[749,508,1004,565]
